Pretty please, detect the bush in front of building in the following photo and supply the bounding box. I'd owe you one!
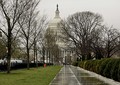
[84,60,91,70]
[78,60,84,68]
[103,59,116,78]
[0,63,53,71]
[72,58,120,82]
[110,59,120,81]
[72,61,78,66]
[118,63,120,81]
[94,59,103,73]
[98,58,112,75]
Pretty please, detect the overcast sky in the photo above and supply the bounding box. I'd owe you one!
[38,0,120,29]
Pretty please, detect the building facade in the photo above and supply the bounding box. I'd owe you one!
[45,5,75,65]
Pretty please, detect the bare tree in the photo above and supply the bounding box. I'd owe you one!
[90,25,105,59]
[0,0,34,73]
[32,16,47,67]
[60,11,103,60]
[103,27,120,58]
[18,0,41,69]
[44,28,57,64]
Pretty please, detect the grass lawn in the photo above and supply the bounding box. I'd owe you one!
[0,66,62,85]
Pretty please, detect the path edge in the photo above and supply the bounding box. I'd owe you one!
[76,66,120,85]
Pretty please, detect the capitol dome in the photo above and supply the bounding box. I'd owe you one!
[48,4,62,28]
[47,4,66,48]
[45,5,75,65]
[49,17,61,26]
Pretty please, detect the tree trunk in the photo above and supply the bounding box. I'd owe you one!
[27,40,30,70]
[42,46,45,64]
[7,57,11,73]
[33,42,36,63]
[36,50,38,67]
[49,50,50,65]
[7,25,12,73]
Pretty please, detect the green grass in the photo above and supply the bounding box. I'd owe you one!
[0,66,62,85]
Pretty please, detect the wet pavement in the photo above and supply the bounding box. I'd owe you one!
[50,65,109,85]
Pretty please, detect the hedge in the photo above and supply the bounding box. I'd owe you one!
[0,63,53,71]
[103,59,116,78]
[118,63,120,81]
[73,58,120,82]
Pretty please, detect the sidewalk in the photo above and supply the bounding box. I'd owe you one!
[49,65,81,85]
[49,65,112,85]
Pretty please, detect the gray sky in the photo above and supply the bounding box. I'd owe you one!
[38,0,120,29]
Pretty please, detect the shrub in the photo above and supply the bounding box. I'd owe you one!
[79,61,84,68]
[98,58,111,75]
[77,58,120,82]
[91,60,96,72]
[110,59,120,81]
[84,60,91,70]
[0,63,46,71]
[72,61,78,66]
[83,61,87,69]
[103,59,116,78]
[95,59,103,73]
[118,62,120,82]
[92,60,99,72]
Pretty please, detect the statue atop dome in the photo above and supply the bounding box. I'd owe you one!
[56,4,58,11]
[55,4,60,18]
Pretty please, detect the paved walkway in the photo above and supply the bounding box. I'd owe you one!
[49,65,109,85]
[50,65,81,85]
